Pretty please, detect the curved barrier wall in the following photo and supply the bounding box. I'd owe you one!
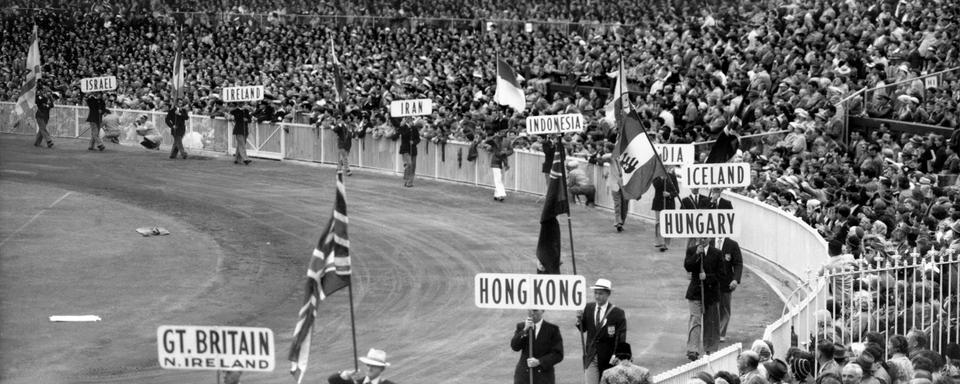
[0,103,830,381]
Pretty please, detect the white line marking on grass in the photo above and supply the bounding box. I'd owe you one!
[0,191,72,247]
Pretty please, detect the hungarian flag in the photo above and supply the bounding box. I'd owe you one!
[603,56,627,126]
[536,146,568,274]
[170,27,185,102]
[289,173,352,384]
[329,37,345,104]
[14,25,41,123]
[613,110,666,199]
[493,59,525,112]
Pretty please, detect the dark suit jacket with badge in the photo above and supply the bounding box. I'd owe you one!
[327,373,396,384]
[685,242,723,306]
[715,238,743,292]
[680,194,713,209]
[576,303,626,373]
[510,320,564,384]
[652,173,679,211]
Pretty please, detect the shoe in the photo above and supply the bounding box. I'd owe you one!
[616,224,623,232]
[720,337,726,342]
[234,160,239,164]
[660,246,668,252]
[47,142,54,148]
[243,159,252,165]
[687,352,699,361]
[346,171,352,176]
[88,147,96,151]
[169,155,177,159]
[182,155,188,159]
[98,145,105,151]
[34,142,41,147]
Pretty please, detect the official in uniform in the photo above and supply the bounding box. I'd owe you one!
[230,103,253,165]
[85,92,107,151]
[577,279,627,384]
[685,238,723,360]
[652,166,679,249]
[166,102,189,159]
[34,87,54,148]
[715,236,742,342]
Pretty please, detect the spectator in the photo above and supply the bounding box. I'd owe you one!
[565,160,595,207]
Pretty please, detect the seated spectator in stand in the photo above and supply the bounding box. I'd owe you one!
[566,160,595,207]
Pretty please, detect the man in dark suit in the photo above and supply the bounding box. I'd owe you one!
[165,102,189,159]
[708,188,733,209]
[510,309,564,384]
[652,166,680,250]
[680,188,712,209]
[685,238,723,360]
[397,119,421,187]
[34,87,54,148]
[714,236,742,343]
[328,348,396,384]
[85,93,106,151]
[576,279,627,384]
[229,103,253,165]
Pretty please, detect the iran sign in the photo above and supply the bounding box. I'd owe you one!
[389,99,433,117]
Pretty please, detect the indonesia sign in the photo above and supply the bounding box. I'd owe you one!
[658,210,739,238]
[653,144,694,165]
[475,273,586,310]
[679,163,751,188]
[221,86,264,102]
[389,99,433,117]
[525,114,584,135]
[80,76,117,93]
[157,325,275,372]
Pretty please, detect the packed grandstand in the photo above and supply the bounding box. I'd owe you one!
[2,0,960,383]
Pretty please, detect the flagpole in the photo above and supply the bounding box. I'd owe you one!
[556,141,587,367]
[341,172,360,373]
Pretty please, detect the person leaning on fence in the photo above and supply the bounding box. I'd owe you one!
[85,92,107,152]
[566,160,595,207]
[33,86,54,148]
[229,103,253,165]
[333,118,353,176]
[166,102,189,159]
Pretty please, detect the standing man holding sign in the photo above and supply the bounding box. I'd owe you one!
[85,92,106,151]
[684,238,723,360]
[577,279,627,384]
[511,309,564,384]
[230,103,253,165]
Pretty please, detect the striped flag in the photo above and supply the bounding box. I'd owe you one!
[171,27,185,103]
[536,146,568,274]
[493,59,525,112]
[603,55,627,126]
[14,25,41,124]
[613,109,667,199]
[329,37,344,104]
[288,173,351,383]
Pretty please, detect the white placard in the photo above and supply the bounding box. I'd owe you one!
[678,163,751,189]
[475,273,586,310]
[925,76,938,89]
[525,114,585,135]
[80,76,117,93]
[389,99,433,117]
[658,210,739,238]
[654,144,695,165]
[221,86,264,102]
[157,325,275,372]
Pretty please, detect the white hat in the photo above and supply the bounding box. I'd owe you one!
[358,348,391,367]
[590,278,612,291]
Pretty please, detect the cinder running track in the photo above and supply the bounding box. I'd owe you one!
[0,134,780,384]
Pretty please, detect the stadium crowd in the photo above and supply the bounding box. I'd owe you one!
[2,0,960,382]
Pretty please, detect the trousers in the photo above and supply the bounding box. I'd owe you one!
[35,117,52,146]
[492,168,506,198]
[687,299,720,355]
[88,122,103,149]
[402,153,416,186]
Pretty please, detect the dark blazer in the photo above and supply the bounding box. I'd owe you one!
[652,173,679,211]
[36,94,53,120]
[680,194,713,209]
[541,139,555,173]
[714,197,733,210]
[85,96,106,123]
[398,124,420,156]
[165,108,189,137]
[510,321,564,384]
[577,302,626,374]
[333,123,353,151]
[684,242,723,306]
[327,373,396,384]
[715,238,743,292]
[230,108,251,136]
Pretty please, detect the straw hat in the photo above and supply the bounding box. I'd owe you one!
[358,348,391,367]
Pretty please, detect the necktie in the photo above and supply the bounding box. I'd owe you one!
[595,305,602,327]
